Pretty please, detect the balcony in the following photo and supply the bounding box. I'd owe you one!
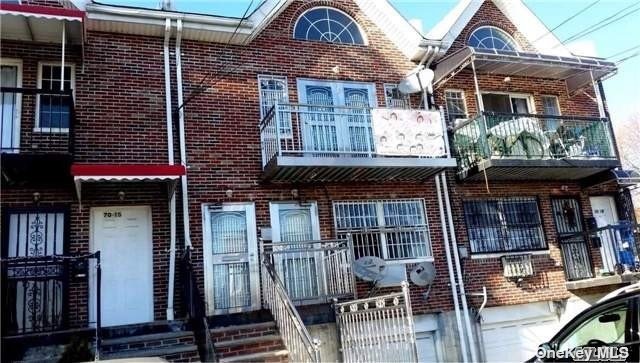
[452,112,620,181]
[561,222,640,290]
[259,103,457,183]
[1,88,75,185]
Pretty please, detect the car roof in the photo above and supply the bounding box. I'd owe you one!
[598,282,640,303]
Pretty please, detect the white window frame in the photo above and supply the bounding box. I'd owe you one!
[35,61,76,133]
[1,58,23,152]
[258,74,291,138]
[481,91,536,114]
[292,6,368,45]
[333,198,433,264]
[444,89,468,124]
[541,94,561,116]
[383,83,409,109]
[468,25,520,51]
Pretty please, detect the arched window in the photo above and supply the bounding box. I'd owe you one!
[468,26,519,51]
[293,7,365,45]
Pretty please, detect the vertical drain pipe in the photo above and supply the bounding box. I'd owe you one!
[175,19,192,249]
[441,172,479,362]
[436,174,469,362]
[163,18,177,321]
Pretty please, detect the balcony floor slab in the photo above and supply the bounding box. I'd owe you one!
[458,158,620,181]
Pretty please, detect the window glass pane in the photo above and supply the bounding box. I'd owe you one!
[542,96,560,116]
[211,211,248,254]
[469,26,518,51]
[558,304,628,351]
[384,84,409,109]
[294,7,365,45]
[482,94,512,113]
[511,97,529,114]
[445,90,467,123]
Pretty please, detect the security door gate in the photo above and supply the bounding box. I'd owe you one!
[552,198,593,280]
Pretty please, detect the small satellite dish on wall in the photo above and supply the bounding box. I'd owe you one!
[410,261,436,286]
[353,256,387,282]
[398,68,434,94]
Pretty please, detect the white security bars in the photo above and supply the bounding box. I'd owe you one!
[333,199,432,262]
[260,238,356,304]
[335,282,418,363]
[261,257,320,363]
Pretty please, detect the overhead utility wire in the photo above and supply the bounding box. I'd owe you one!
[554,3,640,47]
[531,0,601,44]
[176,0,255,113]
[604,44,640,60]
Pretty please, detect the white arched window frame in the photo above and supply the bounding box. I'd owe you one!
[293,6,367,45]
[468,26,520,51]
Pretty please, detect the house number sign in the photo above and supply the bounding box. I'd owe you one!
[103,211,122,218]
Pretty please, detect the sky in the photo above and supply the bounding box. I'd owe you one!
[97,0,640,123]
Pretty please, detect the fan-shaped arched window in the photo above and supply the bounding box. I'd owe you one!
[468,26,519,51]
[293,7,365,45]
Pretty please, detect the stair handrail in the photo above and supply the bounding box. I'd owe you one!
[261,256,321,363]
[180,246,217,362]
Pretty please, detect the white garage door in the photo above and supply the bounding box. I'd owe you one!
[416,331,438,362]
[482,316,560,362]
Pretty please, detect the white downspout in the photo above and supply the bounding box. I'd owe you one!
[175,19,192,249]
[60,21,66,91]
[441,172,479,362]
[163,18,177,321]
[435,174,469,363]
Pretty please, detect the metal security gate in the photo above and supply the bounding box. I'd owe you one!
[335,282,417,363]
[552,198,593,280]
[2,209,67,334]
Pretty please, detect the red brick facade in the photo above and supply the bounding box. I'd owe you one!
[0,0,631,336]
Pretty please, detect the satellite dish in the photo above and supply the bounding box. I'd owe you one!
[410,261,436,286]
[398,68,434,94]
[354,256,387,282]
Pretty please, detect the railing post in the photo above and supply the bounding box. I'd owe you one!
[275,104,282,157]
[95,251,102,361]
[347,234,357,299]
[439,106,451,157]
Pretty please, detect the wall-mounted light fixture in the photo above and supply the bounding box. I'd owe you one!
[33,192,41,204]
[225,189,233,198]
[118,191,126,201]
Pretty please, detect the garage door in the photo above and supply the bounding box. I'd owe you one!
[416,331,438,362]
[482,316,560,362]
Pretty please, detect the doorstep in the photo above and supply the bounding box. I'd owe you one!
[565,272,640,290]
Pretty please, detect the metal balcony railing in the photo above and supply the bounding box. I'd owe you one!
[559,221,639,278]
[259,103,448,167]
[1,87,75,154]
[452,112,617,171]
[260,238,355,305]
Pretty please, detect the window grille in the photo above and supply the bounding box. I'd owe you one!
[463,197,546,254]
[333,199,432,261]
[258,75,291,136]
[468,26,519,51]
[384,84,409,109]
[444,90,467,125]
[293,7,365,45]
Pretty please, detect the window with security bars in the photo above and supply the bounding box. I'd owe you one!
[333,199,432,261]
[444,90,467,125]
[463,197,546,254]
[384,84,410,109]
[258,75,291,136]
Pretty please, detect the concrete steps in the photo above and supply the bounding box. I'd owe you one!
[210,322,288,363]
[100,329,200,362]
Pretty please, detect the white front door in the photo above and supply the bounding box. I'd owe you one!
[590,196,620,273]
[297,79,376,154]
[1,59,22,152]
[90,206,154,327]
[269,202,323,303]
[203,203,260,315]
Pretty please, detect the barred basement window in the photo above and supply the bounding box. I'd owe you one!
[333,199,432,261]
[463,197,546,254]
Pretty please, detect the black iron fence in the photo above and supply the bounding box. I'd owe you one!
[0,87,75,154]
[0,252,101,353]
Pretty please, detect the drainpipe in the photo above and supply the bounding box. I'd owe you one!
[441,172,479,362]
[175,19,192,249]
[163,18,177,321]
[435,174,470,362]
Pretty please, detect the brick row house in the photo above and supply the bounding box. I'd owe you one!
[1,0,638,362]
